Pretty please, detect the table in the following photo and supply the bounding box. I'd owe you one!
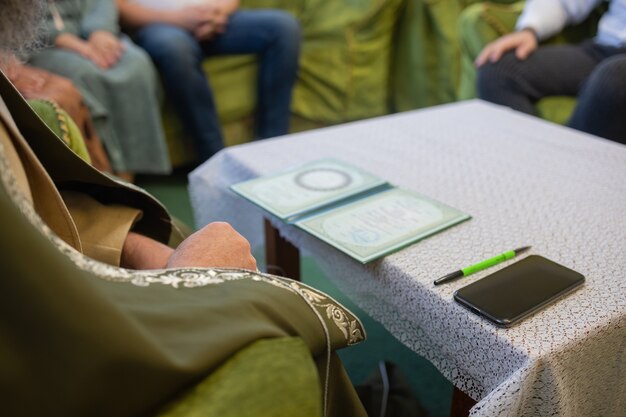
[189,100,626,417]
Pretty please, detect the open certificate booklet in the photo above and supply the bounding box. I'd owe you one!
[231,159,470,263]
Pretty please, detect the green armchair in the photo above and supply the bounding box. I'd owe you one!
[457,1,602,125]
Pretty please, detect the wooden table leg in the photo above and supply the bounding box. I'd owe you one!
[450,386,476,417]
[264,219,301,280]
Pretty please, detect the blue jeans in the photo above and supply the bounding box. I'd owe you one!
[135,10,301,160]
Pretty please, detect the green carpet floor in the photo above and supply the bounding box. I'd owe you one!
[137,172,454,417]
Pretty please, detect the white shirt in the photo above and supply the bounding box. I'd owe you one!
[516,0,626,47]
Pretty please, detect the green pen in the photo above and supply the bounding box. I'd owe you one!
[434,246,531,286]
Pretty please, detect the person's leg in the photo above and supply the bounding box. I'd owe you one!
[104,38,171,174]
[477,43,600,115]
[568,54,626,144]
[134,24,224,161]
[203,10,300,138]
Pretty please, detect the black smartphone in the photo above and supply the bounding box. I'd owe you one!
[453,255,585,328]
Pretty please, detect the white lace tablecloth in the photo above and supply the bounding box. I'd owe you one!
[189,100,626,417]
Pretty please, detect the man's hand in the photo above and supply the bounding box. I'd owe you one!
[167,222,257,270]
[192,0,239,39]
[187,4,229,40]
[116,0,239,35]
[173,4,218,33]
[193,20,217,40]
[475,28,538,67]
[88,31,125,68]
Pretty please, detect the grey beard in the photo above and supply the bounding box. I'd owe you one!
[0,0,46,63]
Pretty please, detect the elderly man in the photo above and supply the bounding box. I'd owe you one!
[0,1,366,416]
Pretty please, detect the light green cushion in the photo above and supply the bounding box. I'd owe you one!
[27,99,92,164]
[157,337,322,417]
[535,97,577,126]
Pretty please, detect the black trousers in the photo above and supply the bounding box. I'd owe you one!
[477,40,626,144]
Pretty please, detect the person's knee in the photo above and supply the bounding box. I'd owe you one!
[568,55,626,142]
[135,24,202,67]
[476,62,502,100]
[274,12,301,38]
[266,11,301,46]
[583,55,626,105]
[476,54,518,100]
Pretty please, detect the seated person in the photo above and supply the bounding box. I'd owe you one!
[0,1,366,416]
[28,0,171,176]
[117,0,300,161]
[475,0,626,144]
[4,56,112,173]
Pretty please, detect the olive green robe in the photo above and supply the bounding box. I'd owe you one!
[0,71,367,417]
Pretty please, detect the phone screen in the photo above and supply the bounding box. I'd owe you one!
[453,255,585,327]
